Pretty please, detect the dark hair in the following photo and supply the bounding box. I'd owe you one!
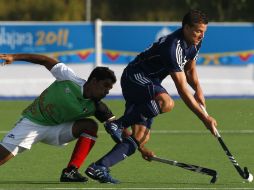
[87,66,116,83]
[182,9,208,27]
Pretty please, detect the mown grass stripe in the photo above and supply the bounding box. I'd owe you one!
[0,130,254,134]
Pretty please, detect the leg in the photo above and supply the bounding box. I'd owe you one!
[105,78,174,143]
[0,145,14,166]
[0,118,41,166]
[120,71,174,123]
[71,118,98,138]
[85,119,153,184]
[60,118,98,182]
[155,92,174,113]
[67,118,98,168]
[104,99,160,143]
[85,132,138,184]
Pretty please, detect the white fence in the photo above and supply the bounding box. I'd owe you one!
[0,63,254,99]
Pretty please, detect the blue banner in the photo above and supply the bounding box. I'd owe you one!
[102,23,254,65]
[1,22,253,65]
[0,22,95,63]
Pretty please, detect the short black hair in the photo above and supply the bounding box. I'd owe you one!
[87,66,116,83]
[182,9,208,27]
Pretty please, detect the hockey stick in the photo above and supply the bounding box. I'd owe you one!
[200,104,253,182]
[150,156,218,183]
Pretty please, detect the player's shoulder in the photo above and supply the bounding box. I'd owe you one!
[161,28,183,50]
[168,28,183,40]
[54,79,85,93]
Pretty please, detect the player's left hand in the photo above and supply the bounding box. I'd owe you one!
[0,54,14,66]
[203,115,218,136]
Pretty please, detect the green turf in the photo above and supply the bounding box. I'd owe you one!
[0,99,254,189]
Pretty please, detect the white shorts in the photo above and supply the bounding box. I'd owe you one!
[0,117,75,156]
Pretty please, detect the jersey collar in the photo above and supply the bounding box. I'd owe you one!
[179,28,189,49]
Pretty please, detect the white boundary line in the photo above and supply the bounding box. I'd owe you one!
[106,130,254,134]
[149,130,254,134]
[2,186,254,190]
[1,130,254,134]
[44,188,254,190]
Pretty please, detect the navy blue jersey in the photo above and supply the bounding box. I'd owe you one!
[127,28,201,82]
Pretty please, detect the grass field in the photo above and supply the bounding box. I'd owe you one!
[0,99,254,190]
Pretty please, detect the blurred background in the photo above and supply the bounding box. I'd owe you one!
[0,0,254,99]
[0,0,253,21]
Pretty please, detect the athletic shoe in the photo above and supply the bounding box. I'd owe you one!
[60,166,88,182]
[104,121,123,143]
[85,163,120,184]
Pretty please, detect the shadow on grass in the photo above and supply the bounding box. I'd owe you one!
[122,180,244,186]
[0,179,248,187]
[0,181,69,185]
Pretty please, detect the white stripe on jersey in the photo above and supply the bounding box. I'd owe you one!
[176,40,188,70]
[137,73,149,84]
[134,73,151,84]
[139,74,150,83]
[134,74,146,84]
[151,100,160,114]
[194,50,199,61]
[176,40,183,70]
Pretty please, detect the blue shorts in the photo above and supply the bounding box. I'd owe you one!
[121,67,168,129]
[121,67,167,103]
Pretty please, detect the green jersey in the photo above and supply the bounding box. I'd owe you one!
[22,63,96,126]
[22,80,95,126]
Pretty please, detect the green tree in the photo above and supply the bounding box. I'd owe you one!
[0,0,87,21]
[0,0,253,22]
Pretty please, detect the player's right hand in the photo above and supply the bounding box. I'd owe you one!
[203,116,218,136]
[0,54,14,66]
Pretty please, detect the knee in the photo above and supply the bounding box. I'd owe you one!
[155,93,174,113]
[161,98,174,113]
[85,119,98,135]
[73,119,98,137]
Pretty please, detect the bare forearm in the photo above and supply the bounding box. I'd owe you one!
[12,54,58,70]
[171,71,203,118]
[171,70,217,135]
[185,67,205,105]
[187,75,199,91]
[185,69,201,91]
[185,60,201,91]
